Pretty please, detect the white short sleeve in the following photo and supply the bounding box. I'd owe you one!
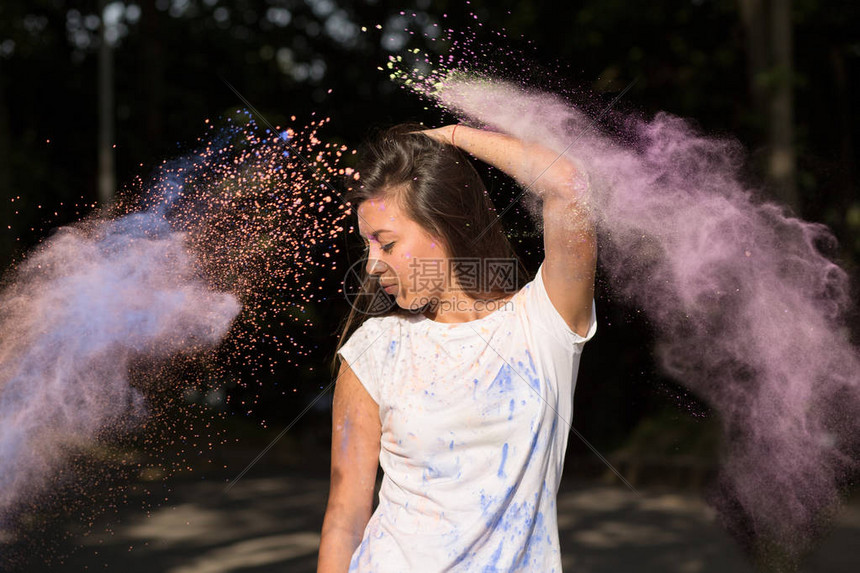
[531,260,597,348]
[336,318,386,404]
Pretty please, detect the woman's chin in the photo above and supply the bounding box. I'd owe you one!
[399,294,424,312]
[391,292,407,308]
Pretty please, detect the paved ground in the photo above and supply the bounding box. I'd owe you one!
[3,469,857,573]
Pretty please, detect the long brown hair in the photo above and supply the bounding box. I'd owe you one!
[330,123,529,377]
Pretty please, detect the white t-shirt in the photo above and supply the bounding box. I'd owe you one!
[336,260,597,572]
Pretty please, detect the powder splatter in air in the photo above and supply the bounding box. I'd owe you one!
[386,19,859,559]
[0,183,241,520]
[0,112,353,550]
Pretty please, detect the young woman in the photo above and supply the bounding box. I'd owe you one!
[317,122,597,572]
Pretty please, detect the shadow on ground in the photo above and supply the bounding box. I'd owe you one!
[2,466,858,573]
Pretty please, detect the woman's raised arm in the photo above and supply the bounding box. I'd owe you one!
[423,125,596,337]
[317,359,381,573]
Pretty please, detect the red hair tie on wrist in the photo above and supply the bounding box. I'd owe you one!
[451,124,459,147]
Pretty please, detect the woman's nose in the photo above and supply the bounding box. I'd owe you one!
[365,256,386,276]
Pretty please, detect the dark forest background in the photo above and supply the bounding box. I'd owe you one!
[1,0,858,549]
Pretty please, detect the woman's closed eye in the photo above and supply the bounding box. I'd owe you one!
[362,240,395,254]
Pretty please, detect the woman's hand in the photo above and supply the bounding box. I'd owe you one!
[415,125,456,146]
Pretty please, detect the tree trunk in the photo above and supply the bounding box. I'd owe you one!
[739,0,769,121]
[738,0,798,213]
[141,0,164,152]
[768,0,797,212]
[98,0,115,205]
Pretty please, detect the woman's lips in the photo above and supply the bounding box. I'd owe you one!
[383,284,397,294]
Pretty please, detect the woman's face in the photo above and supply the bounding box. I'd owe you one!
[356,195,449,311]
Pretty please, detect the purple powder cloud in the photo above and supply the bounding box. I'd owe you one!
[0,205,241,519]
[433,75,860,553]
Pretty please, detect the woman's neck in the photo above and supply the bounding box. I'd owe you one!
[422,291,516,323]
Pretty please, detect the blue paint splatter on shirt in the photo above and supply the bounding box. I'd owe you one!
[516,348,541,392]
[497,443,509,478]
[489,363,514,393]
[483,540,505,572]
